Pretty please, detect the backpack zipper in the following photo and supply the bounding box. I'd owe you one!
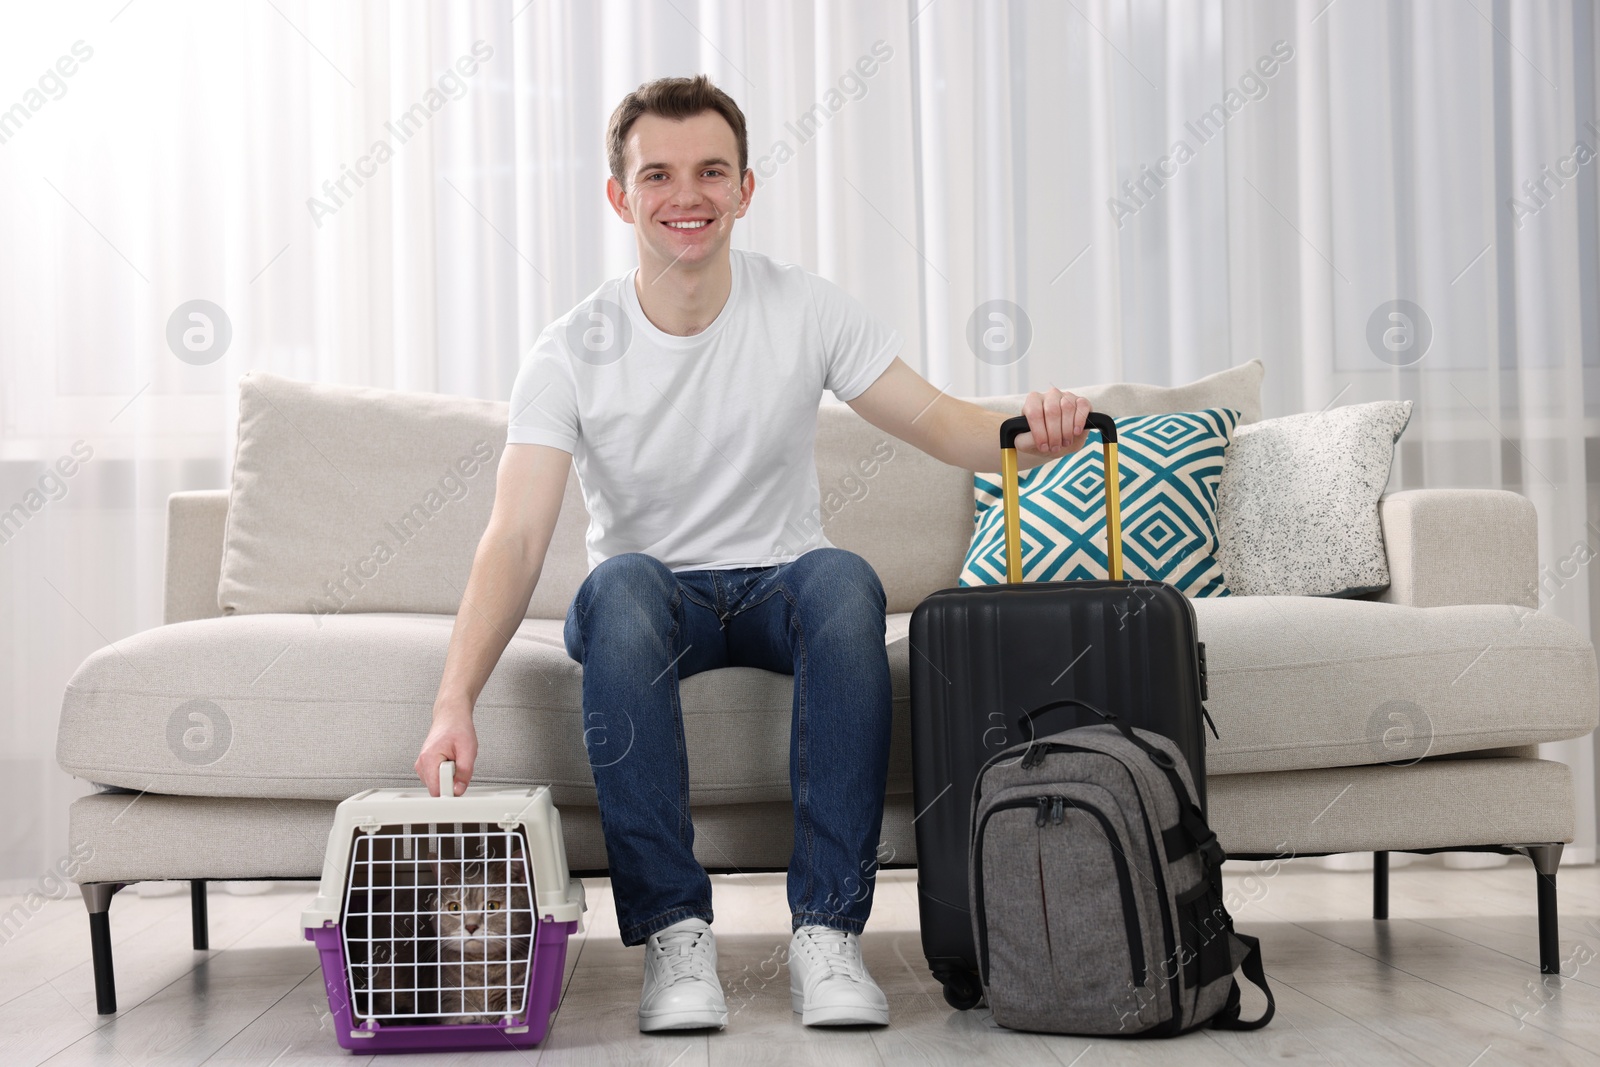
[974,794,1147,990]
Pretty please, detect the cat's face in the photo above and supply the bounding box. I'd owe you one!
[433,860,533,960]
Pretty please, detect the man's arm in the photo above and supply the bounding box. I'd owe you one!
[414,443,571,796]
[844,357,1091,471]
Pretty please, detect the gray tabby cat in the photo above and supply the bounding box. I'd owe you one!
[433,858,535,1023]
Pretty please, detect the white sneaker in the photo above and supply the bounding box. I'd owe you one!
[638,918,728,1032]
[788,925,889,1026]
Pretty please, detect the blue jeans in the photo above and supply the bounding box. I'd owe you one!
[562,547,893,946]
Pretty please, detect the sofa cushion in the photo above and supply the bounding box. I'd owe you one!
[56,610,914,806]
[1196,595,1597,774]
[58,592,1595,802]
[811,403,970,614]
[217,372,596,622]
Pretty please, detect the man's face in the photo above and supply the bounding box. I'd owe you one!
[608,110,754,276]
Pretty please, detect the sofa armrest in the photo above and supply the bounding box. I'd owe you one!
[165,489,230,624]
[1375,489,1537,608]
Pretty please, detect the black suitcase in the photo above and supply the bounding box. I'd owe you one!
[909,412,1214,1010]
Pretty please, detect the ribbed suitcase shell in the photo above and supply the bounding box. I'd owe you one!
[909,572,1209,1002]
[909,412,1212,1004]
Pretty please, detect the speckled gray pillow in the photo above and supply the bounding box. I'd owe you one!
[1215,400,1413,597]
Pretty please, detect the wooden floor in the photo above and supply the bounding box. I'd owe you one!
[1,859,1597,1065]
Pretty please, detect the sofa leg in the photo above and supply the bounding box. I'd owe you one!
[1373,851,1389,920]
[191,880,209,951]
[1521,844,1563,975]
[81,883,124,1015]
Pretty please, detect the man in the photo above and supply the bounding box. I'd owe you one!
[414,74,1089,1033]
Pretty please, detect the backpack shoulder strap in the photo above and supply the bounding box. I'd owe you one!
[1210,932,1275,1031]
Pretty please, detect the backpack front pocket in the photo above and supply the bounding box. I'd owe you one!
[974,793,1150,1034]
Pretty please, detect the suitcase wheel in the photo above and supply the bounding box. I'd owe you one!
[941,972,983,1011]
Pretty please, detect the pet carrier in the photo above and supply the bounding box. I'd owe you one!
[302,761,586,1053]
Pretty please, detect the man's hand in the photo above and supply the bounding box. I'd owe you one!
[414,704,477,797]
[1016,386,1091,458]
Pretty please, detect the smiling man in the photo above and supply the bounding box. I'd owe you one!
[414,74,1089,1033]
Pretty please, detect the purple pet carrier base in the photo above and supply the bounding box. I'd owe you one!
[307,915,577,1054]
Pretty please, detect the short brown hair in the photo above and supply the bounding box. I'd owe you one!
[606,74,748,189]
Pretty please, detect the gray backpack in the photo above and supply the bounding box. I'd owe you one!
[969,706,1274,1035]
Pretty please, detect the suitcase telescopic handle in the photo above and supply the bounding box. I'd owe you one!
[997,412,1123,583]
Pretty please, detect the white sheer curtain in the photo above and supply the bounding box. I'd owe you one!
[1,0,1595,888]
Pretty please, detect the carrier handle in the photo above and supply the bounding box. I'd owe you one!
[997,412,1121,583]
[440,760,457,799]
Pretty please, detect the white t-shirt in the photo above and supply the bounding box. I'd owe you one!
[507,249,902,572]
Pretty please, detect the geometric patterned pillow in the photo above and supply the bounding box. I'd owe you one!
[959,408,1241,596]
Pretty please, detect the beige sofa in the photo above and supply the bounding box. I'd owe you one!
[56,364,1598,1014]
